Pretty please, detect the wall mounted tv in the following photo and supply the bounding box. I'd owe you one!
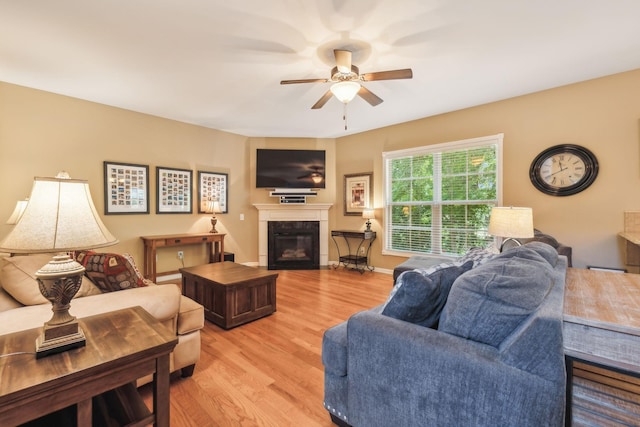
[256,149,326,189]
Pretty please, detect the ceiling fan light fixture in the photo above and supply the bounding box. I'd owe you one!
[330,81,361,103]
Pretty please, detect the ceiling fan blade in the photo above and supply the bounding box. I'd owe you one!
[280,78,328,85]
[311,90,333,109]
[361,68,413,81]
[334,49,352,74]
[358,86,383,106]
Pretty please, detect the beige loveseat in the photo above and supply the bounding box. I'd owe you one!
[0,253,204,380]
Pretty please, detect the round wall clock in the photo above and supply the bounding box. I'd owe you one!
[529,144,599,196]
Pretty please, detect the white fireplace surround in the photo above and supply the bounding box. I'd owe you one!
[254,204,332,267]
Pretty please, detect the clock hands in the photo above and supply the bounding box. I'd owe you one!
[548,162,567,177]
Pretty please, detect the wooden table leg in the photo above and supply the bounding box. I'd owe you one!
[77,398,92,427]
[154,353,171,427]
[565,356,573,427]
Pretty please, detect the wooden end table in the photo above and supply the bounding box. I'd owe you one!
[564,268,640,426]
[180,262,278,329]
[0,306,177,426]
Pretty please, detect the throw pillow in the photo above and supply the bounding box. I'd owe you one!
[1,254,101,306]
[76,251,147,293]
[386,261,460,304]
[382,261,474,328]
[499,242,558,267]
[439,247,555,347]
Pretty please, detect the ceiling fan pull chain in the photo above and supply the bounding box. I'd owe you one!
[343,103,348,130]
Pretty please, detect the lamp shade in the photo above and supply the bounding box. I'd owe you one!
[330,81,361,103]
[362,209,375,219]
[0,174,118,253]
[488,207,534,239]
[207,200,222,214]
[6,199,28,224]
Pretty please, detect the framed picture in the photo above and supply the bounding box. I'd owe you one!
[198,171,228,213]
[103,161,149,215]
[156,166,193,214]
[344,172,373,216]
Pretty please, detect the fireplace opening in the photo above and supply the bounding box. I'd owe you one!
[268,221,320,270]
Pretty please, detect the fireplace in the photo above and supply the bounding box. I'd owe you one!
[254,203,332,268]
[268,221,320,270]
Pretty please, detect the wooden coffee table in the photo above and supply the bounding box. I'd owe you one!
[180,262,278,329]
[0,306,177,426]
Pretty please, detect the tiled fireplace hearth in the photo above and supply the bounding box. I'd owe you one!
[254,204,332,268]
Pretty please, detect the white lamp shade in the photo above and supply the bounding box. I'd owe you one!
[362,209,375,219]
[488,207,534,239]
[6,199,28,224]
[330,81,361,103]
[207,200,222,213]
[0,175,118,253]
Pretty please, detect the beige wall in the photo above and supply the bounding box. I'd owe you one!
[0,82,254,275]
[2,68,640,274]
[334,68,640,271]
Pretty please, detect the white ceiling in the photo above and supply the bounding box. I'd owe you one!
[2,0,640,138]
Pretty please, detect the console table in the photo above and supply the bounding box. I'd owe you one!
[141,232,225,282]
[564,267,640,426]
[331,230,376,273]
[0,306,177,426]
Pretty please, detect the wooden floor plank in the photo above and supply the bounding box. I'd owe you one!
[140,267,391,426]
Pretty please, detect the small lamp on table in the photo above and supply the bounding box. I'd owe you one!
[206,200,222,233]
[0,172,118,358]
[362,209,375,232]
[488,206,534,252]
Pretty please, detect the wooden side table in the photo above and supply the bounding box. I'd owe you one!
[0,306,177,426]
[141,232,225,282]
[563,268,640,426]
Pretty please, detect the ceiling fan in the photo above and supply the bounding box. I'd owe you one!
[281,49,413,109]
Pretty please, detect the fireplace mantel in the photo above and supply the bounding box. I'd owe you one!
[253,204,332,267]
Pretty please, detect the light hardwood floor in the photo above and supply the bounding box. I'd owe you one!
[141,267,392,427]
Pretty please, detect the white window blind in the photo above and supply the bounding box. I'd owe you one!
[383,134,503,256]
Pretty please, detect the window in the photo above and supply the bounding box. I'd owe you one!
[383,134,503,257]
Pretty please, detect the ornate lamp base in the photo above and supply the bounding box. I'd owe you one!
[210,216,218,233]
[35,254,87,358]
[36,324,86,358]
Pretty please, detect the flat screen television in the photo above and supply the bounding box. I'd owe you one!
[256,149,326,189]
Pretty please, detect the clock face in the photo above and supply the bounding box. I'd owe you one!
[539,153,586,188]
[530,144,598,196]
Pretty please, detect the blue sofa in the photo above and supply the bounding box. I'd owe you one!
[322,242,567,427]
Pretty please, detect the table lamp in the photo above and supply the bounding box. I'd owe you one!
[362,209,375,232]
[0,172,118,358]
[488,206,534,252]
[207,200,222,233]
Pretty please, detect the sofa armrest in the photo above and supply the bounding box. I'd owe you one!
[345,311,565,427]
[177,295,204,335]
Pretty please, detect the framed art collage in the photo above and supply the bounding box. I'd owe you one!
[103,161,149,215]
[156,166,193,214]
[104,161,229,215]
[198,171,228,213]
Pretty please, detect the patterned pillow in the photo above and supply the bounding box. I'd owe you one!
[458,246,498,267]
[75,251,147,292]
